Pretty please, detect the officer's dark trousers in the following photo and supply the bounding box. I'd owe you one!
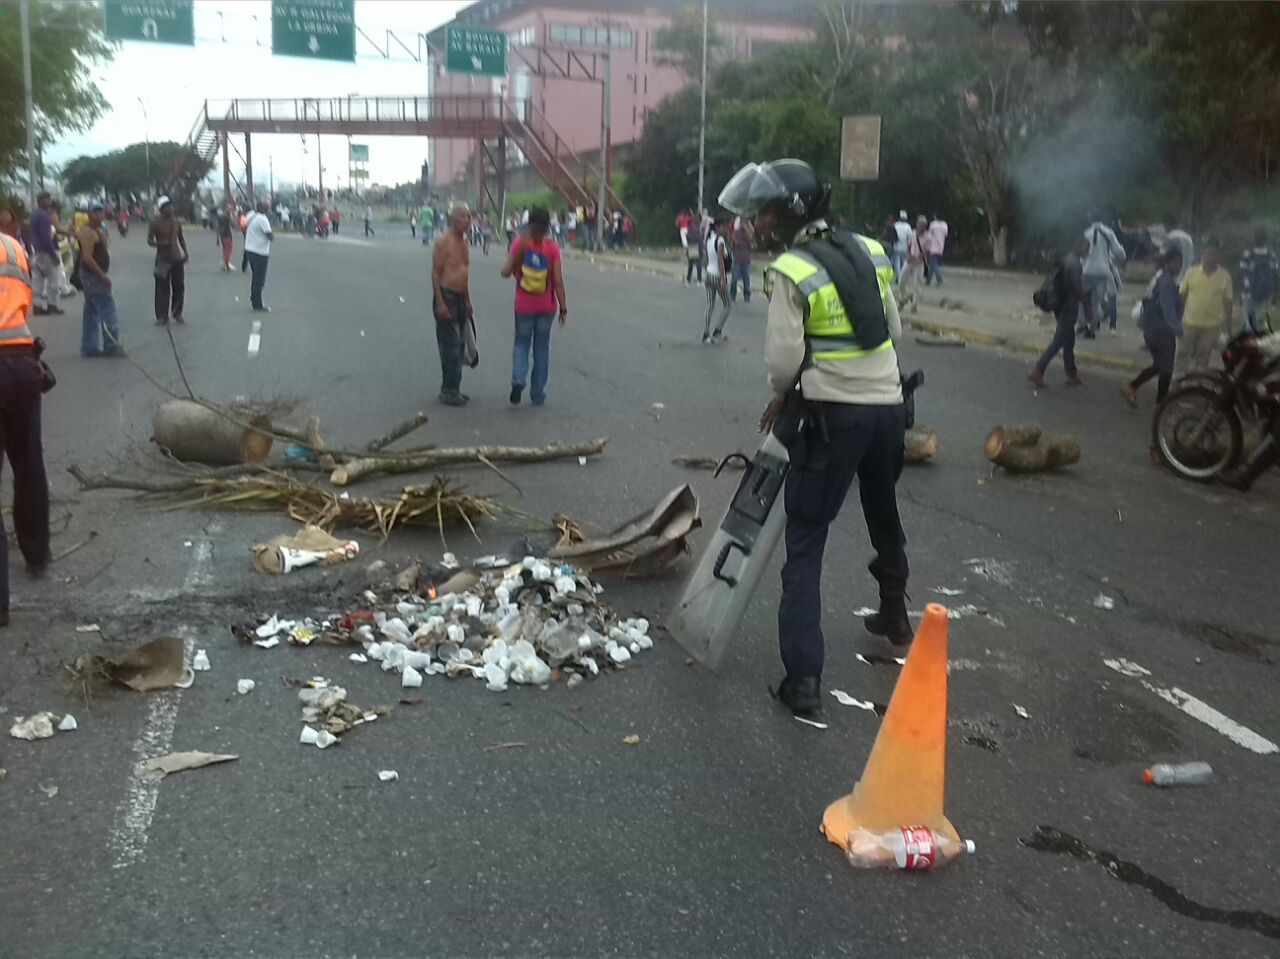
[778,401,908,679]
[0,352,50,614]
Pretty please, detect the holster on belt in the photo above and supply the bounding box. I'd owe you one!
[774,390,830,472]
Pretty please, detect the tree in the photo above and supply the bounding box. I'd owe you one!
[61,142,211,205]
[0,1,114,179]
[1017,0,1280,228]
[653,5,721,84]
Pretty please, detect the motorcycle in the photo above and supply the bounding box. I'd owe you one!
[1152,334,1277,481]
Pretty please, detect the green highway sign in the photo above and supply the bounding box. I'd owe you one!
[349,144,369,162]
[446,25,508,77]
[272,0,355,62]
[103,0,194,46]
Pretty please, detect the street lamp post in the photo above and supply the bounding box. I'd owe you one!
[19,0,37,213]
[137,97,152,202]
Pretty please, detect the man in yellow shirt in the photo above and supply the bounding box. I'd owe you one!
[1178,239,1233,372]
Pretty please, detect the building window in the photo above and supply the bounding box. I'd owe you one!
[548,24,633,49]
[509,26,535,48]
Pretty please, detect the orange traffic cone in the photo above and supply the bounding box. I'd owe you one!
[821,603,960,853]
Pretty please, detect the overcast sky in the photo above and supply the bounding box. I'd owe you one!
[47,0,474,188]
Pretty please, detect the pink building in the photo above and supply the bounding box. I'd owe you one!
[426,0,815,193]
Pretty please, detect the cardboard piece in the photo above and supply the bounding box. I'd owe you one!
[140,751,239,779]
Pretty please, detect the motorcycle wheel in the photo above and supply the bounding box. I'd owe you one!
[1152,385,1243,481]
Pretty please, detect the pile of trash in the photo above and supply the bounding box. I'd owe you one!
[236,554,656,695]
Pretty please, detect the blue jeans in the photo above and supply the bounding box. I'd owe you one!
[928,253,943,285]
[80,272,121,356]
[512,312,554,404]
[890,249,905,280]
[1244,296,1272,333]
[729,261,752,301]
[1036,316,1077,377]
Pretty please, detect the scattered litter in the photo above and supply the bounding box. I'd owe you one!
[300,726,339,749]
[441,552,459,569]
[39,784,58,799]
[57,714,77,731]
[1143,761,1213,786]
[256,616,285,639]
[253,525,360,575]
[236,679,256,695]
[623,734,642,746]
[394,562,420,592]
[1092,593,1115,611]
[401,665,423,688]
[1014,704,1031,720]
[378,769,399,782]
[853,607,877,617]
[192,649,211,671]
[652,403,665,410]
[578,456,588,466]
[9,713,58,741]
[963,558,1013,587]
[398,296,405,304]
[183,540,193,547]
[254,635,279,649]
[483,741,526,752]
[830,690,878,711]
[140,751,239,779]
[947,604,1006,626]
[75,624,101,633]
[931,587,964,597]
[349,653,368,664]
[68,636,189,693]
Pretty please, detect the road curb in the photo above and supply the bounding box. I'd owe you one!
[907,317,1146,373]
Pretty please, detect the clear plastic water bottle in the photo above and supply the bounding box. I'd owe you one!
[1142,762,1213,786]
[845,826,975,870]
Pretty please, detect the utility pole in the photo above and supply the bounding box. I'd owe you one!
[696,0,708,218]
[19,0,37,212]
[597,23,613,250]
[137,97,151,201]
[269,154,274,203]
[317,134,324,199]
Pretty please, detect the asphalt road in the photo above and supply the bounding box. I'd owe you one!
[1,223,1278,958]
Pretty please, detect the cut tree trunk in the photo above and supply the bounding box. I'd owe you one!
[985,424,1043,461]
[330,438,608,487]
[990,436,1081,474]
[365,411,429,453]
[905,429,939,463]
[152,400,272,466]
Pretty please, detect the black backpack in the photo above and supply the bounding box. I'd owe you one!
[1033,260,1067,314]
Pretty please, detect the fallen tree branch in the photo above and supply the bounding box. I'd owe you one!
[365,411,430,453]
[330,438,608,487]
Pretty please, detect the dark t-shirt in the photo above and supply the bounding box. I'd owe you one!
[216,211,232,239]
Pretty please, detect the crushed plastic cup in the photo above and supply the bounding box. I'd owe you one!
[441,552,459,569]
[192,649,211,671]
[349,653,368,664]
[378,769,399,782]
[403,650,432,671]
[366,642,385,661]
[381,618,414,645]
[464,595,483,618]
[554,575,577,595]
[582,657,600,676]
[566,673,584,689]
[236,679,256,695]
[609,644,632,664]
[380,643,408,672]
[531,561,553,582]
[634,618,650,635]
[446,623,465,644]
[57,714,78,732]
[401,665,423,688]
[435,641,460,664]
[629,642,640,655]
[484,662,509,691]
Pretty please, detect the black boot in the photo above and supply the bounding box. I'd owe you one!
[773,676,827,729]
[864,598,913,646]
[1219,434,1276,491]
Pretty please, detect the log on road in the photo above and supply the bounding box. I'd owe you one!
[990,436,1081,474]
[905,428,940,463]
[152,400,272,466]
[984,424,1044,461]
[330,438,609,487]
[365,411,430,453]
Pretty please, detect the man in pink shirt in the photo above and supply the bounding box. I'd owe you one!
[501,206,568,406]
[927,214,948,286]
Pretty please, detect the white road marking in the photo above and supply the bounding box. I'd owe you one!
[1103,657,1278,755]
[108,536,213,868]
[247,319,261,358]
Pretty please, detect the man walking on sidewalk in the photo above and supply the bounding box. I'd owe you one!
[729,214,754,303]
[147,197,188,325]
[927,213,948,286]
[1178,238,1232,372]
[244,200,273,313]
[1029,235,1092,388]
[29,193,63,317]
[432,205,476,406]
[702,218,732,343]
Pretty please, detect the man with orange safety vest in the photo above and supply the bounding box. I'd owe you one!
[0,206,52,627]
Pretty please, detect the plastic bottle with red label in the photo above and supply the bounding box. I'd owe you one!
[845,826,976,870]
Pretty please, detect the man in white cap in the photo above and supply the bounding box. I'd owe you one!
[147,196,188,324]
[892,209,912,279]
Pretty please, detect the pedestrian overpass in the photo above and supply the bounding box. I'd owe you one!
[167,95,629,218]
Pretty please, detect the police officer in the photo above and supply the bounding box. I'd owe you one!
[0,207,51,627]
[718,159,911,727]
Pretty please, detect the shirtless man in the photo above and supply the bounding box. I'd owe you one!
[432,204,475,406]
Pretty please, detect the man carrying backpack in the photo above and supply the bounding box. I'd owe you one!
[501,207,567,406]
[1239,227,1278,334]
[1029,235,1093,388]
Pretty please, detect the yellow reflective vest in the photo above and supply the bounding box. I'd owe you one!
[767,235,895,361]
